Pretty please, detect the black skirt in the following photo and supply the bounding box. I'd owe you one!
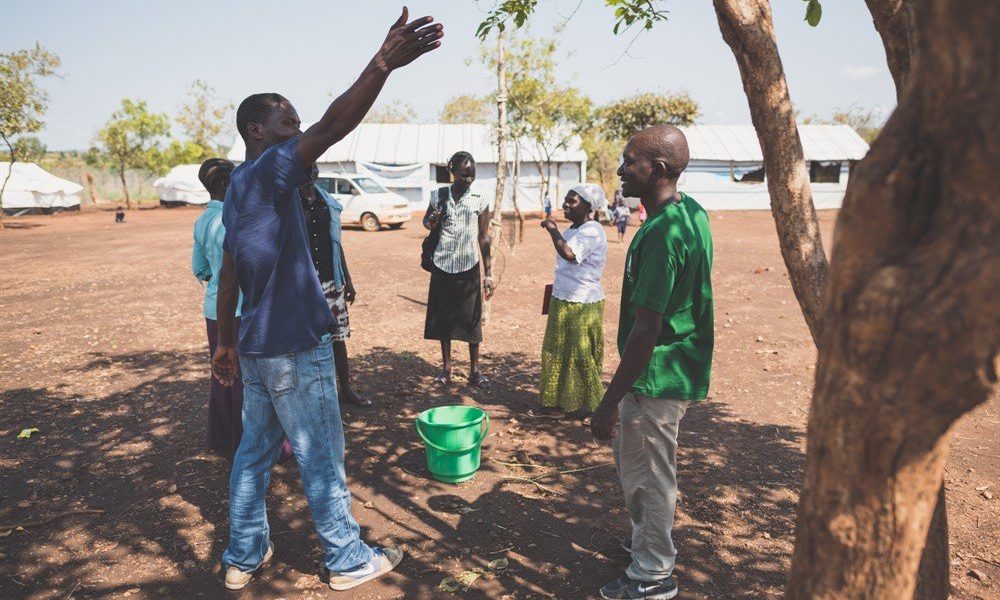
[424,263,483,343]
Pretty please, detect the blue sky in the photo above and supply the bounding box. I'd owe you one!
[2,1,895,150]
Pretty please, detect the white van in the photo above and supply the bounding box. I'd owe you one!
[316,172,412,231]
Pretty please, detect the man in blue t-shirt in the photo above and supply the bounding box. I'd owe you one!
[210,7,442,593]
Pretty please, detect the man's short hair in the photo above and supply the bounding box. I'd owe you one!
[198,158,232,189]
[236,93,288,141]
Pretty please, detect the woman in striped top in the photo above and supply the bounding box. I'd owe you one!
[422,151,495,388]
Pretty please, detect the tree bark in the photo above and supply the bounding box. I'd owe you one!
[864,0,917,97]
[85,173,102,206]
[0,133,16,230]
[118,166,132,210]
[914,483,950,599]
[787,0,999,596]
[860,5,950,597]
[712,0,828,345]
[486,28,508,327]
[512,145,525,244]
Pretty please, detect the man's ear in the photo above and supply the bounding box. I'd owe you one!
[651,159,669,180]
[247,122,264,141]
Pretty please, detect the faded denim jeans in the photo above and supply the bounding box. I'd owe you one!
[613,393,691,582]
[221,339,373,573]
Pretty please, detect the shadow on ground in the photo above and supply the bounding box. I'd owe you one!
[0,347,802,599]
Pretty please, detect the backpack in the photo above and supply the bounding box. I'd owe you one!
[420,187,449,272]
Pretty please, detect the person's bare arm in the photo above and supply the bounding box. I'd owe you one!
[540,219,577,262]
[211,250,240,386]
[591,305,663,440]
[423,202,442,230]
[478,208,494,299]
[298,8,443,168]
[340,247,356,304]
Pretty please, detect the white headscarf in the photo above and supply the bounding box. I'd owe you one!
[569,183,608,213]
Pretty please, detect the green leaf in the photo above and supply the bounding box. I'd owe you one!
[805,0,822,27]
[17,427,39,439]
[438,576,460,593]
[488,557,509,571]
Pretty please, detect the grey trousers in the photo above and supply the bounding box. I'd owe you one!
[613,392,691,582]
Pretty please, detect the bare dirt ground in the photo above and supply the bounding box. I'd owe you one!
[1,207,996,600]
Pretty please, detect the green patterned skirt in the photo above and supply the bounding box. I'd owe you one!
[540,298,605,413]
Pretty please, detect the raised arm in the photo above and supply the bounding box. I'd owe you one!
[297,7,443,167]
[541,219,577,262]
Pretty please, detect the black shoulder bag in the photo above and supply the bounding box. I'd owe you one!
[420,186,449,272]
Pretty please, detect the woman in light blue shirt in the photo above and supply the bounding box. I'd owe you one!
[192,159,250,454]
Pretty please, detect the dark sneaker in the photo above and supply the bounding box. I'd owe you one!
[599,573,678,599]
[224,542,274,590]
[325,546,403,591]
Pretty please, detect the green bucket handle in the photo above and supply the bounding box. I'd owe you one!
[415,413,491,454]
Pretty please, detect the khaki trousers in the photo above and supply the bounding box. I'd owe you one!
[613,392,690,582]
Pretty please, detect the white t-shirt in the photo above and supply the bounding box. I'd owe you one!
[552,220,607,304]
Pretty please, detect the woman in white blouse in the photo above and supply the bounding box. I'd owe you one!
[539,183,609,415]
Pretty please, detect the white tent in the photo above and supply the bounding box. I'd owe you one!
[0,162,83,215]
[154,164,210,206]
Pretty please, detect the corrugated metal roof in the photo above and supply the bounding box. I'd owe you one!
[683,124,869,162]
[227,123,588,165]
[228,123,867,165]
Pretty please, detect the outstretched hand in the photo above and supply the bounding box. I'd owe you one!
[374,7,443,72]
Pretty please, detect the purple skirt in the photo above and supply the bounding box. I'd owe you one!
[206,318,292,461]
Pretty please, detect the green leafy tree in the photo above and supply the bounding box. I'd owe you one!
[483,35,593,202]
[0,43,60,216]
[439,94,492,123]
[176,79,234,159]
[804,105,883,144]
[89,99,171,208]
[585,92,699,197]
[600,92,699,140]
[363,100,418,123]
[3,136,47,163]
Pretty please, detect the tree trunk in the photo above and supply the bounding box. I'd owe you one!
[85,173,103,206]
[0,133,15,230]
[712,0,828,345]
[511,140,524,247]
[787,0,998,596]
[914,483,950,599]
[119,168,132,210]
[485,28,508,327]
[864,0,917,97]
[513,145,525,244]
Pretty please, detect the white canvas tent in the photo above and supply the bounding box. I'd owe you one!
[0,162,83,215]
[228,123,587,211]
[154,164,210,207]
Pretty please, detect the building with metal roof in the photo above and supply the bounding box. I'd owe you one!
[227,122,868,212]
[228,123,587,210]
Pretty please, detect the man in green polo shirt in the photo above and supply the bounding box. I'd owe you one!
[592,124,713,600]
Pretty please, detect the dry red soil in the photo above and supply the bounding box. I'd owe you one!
[0,208,996,600]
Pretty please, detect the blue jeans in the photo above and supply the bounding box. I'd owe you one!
[221,339,373,573]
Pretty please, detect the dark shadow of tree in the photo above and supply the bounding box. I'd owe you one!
[0,346,802,599]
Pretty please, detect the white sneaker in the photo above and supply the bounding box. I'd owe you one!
[326,546,404,591]
[224,542,274,590]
